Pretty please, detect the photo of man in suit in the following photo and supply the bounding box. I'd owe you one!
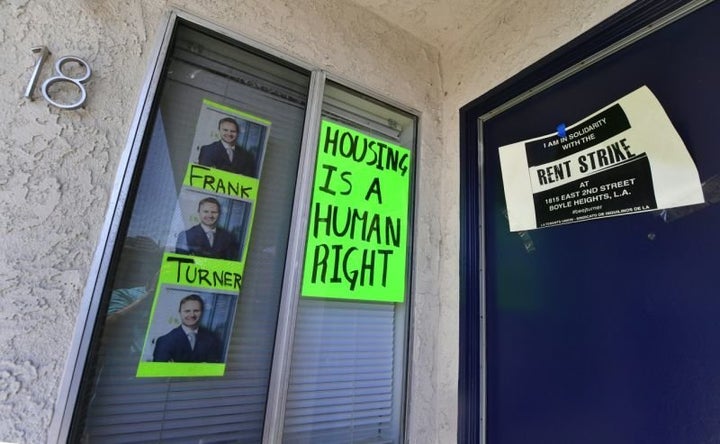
[198,117,257,177]
[152,294,222,363]
[175,197,239,260]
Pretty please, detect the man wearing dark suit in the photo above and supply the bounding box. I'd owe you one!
[176,197,239,260]
[153,294,222,363]
[198,117,257,177]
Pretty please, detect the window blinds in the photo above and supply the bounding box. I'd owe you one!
[283,299,398,444]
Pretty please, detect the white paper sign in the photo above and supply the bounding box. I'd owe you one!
[499,86,704,231]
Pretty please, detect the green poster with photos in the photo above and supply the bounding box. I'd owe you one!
[302,119,411,302]
[136,99,270,378]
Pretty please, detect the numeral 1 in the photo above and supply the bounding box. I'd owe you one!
[24,46,51,100]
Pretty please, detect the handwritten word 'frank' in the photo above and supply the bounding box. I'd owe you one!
[188,164,253,198]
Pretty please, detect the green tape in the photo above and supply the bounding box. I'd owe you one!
[136,362,226,378]
[202,98,271,126]
[301,119,411,303]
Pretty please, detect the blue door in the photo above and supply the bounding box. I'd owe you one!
[461,1,720,442]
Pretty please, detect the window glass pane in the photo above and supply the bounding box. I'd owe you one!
[71,21,309,443]
[283,82,416,443]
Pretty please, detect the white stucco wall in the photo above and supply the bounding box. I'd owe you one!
[0,0,633,442]
[0,1,443,442]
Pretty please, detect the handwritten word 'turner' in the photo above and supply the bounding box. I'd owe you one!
[166,256,242,289]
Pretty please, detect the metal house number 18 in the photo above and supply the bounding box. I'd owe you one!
[24,46,92,110]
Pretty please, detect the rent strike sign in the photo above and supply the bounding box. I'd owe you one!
[302,120,411,303]
[499,86,704,231]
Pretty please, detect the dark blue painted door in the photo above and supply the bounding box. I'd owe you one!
[483,2,720,443]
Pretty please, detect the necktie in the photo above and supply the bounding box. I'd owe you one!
[207,230,214,247]
[188,332,196,350]
[226,147,234,162]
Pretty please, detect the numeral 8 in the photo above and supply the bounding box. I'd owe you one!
[41,56,92,110]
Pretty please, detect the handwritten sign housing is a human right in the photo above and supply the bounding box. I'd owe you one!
[302,120,412,303]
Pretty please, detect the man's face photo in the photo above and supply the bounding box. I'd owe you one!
[219,120,238,145]
[180,299,203,329]
[198,202,220,228]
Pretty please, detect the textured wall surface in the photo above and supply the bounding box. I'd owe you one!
[0,1,163,442]
[0,1,442,442]
[0,0,632,442]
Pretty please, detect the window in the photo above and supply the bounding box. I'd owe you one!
[282,82,415,443]
[53,13,416,444]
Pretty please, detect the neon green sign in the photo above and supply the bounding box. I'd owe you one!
[136,254,240,377]
[302,119,411,302]
[136,99,270,378]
